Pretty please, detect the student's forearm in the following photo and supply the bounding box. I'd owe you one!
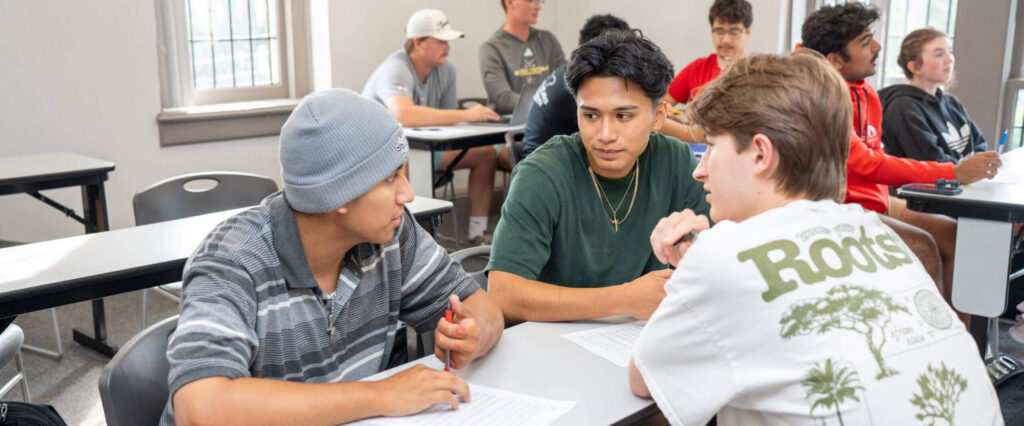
[660,120,705,143]
[628,357,651,398]
[393,105,467,127]
[461,289,505,358]
[174,377,386,426]
[488,270,627,323]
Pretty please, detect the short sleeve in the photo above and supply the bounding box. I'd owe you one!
[486,162,560,280]
[167,256,260,398]
[369,58,416,105]
[633,239,739,425]
[397,209,479,333]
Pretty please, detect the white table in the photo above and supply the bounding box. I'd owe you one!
[898,148,1024,353]
[0,196,453,354]
[404,124,524,197]
[364,318,658,425]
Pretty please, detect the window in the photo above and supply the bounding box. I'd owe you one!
[881,0,958,87]
[1010,86,1024,150]
[184,0,287,105]
[156,0,313,146]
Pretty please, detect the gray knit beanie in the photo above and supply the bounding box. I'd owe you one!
[279,88,409,213]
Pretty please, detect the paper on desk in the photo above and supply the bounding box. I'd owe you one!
[354,384,575,426]
[403,127,475,138]
[561,322,645,367]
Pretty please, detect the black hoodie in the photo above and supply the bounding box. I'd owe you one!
[879,84,987,163]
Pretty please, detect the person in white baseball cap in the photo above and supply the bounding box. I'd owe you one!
[363,9,502,246]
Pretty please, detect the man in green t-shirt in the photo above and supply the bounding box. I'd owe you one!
[486,29,710,323]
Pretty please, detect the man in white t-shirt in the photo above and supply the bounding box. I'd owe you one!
[630,52,1001,425]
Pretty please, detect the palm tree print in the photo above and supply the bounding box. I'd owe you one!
[802,359,864,426]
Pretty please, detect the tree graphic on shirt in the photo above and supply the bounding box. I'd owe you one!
[802,359,864,426]
[910,362,967,426]
[781,284,910,379]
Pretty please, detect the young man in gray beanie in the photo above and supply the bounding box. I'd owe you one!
[163,89,504,425]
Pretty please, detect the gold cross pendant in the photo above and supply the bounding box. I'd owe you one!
[611,219,619,232]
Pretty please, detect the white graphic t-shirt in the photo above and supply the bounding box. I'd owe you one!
[634,200,1002,426]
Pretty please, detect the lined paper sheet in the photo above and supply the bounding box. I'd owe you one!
[354,384,575,426]
[561,322,645,367]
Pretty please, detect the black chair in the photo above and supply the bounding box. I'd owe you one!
[135,172,278,327]
[98,315,177,426]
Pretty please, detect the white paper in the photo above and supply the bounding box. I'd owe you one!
[403,127,475,139]
[561,322,644,367]
[354,384,575,426]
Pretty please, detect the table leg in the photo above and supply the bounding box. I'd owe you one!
[73,182,119,357]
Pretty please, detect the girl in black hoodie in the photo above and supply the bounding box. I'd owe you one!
[879,28,988,163]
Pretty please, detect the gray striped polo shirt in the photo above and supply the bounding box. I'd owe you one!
[161,193,478,424]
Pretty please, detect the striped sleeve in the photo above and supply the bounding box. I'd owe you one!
[166,255,260,399]
[396,209,479,333]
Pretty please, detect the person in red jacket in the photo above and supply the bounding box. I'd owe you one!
[801,3,1001,317]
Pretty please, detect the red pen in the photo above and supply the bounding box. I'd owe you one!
[444,308,453,372]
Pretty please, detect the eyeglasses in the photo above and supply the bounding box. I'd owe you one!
[711,28,745,37]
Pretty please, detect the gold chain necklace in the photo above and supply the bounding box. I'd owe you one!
[588,161,639,232]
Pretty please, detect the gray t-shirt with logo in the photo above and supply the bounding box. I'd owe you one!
[478,28,565,114]
[362,49,457,109]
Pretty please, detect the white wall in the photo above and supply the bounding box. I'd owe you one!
[0,0,786,242]
[0,1,282,242]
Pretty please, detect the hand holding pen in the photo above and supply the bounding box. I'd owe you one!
[434,294,482,370]
[649,209,711,267]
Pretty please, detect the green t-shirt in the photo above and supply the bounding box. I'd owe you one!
[487,132,709,288]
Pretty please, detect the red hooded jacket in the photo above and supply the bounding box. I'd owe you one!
[845,79,955,213]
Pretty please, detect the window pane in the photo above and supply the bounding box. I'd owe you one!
[214,40,234,87]
[253,39,271,85]
[210,0,231,40]
[192,41,214,89]
[268,0,279,38]
[251,0,269,38]
[928,1,949,32]
[188,0,212,40]
[271,38,280,85]
[230,0,250,40]
[886,36,904,80]
[233,40,253,86]
[948,0,959,37]
[1012,90,1024,149]
[906,0,928,30]
[887,0,907,37]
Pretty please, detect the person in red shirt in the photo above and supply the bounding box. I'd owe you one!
[665,0,752,107]
[801,3,1001,317]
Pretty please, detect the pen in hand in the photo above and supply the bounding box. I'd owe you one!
[444,307,453,372]
[672,230,698,250]
[998,130,1008,154]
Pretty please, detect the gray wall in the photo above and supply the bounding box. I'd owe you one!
[948,0,1019,144]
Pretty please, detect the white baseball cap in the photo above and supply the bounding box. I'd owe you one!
[405,9,464,41]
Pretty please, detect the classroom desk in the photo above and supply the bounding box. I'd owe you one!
[364,318,659,425]
[0,196,452,356]
[405,124,524,198]
[897,147,1024,354]
[0,152,117,355]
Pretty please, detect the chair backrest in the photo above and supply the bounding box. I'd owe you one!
[98,315,178,426]
[0,324,23,373]
[449,245,491,290]
[133,172,278,226]
[504,130,525,170]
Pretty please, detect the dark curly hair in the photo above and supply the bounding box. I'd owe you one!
[709,0,752,28]
[801,2,880,60]
[578,14,630,46]
[564,29,674,106]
